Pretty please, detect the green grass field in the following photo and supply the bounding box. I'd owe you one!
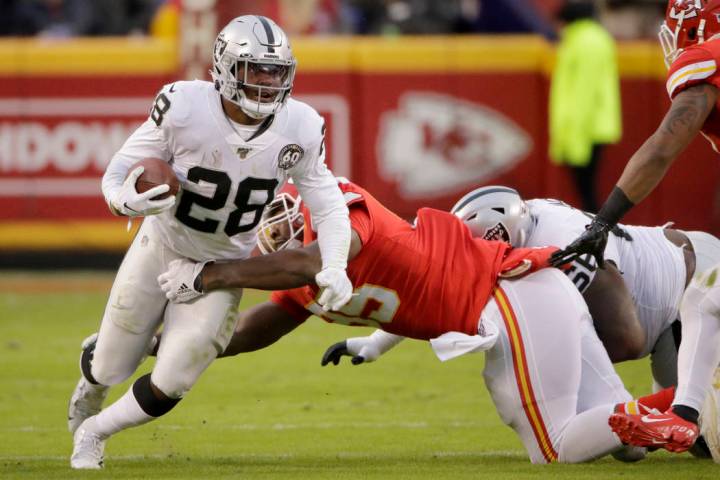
[1,271,718,479]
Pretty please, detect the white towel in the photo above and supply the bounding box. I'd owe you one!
[429,319,499,362]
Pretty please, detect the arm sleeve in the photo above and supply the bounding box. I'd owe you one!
[290,132,351,270]
[101,117,171,211]
[270,290,312,323]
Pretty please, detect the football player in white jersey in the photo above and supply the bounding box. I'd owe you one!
[451,185,720,457]
[450,186,720,382]
[67,16,353,470]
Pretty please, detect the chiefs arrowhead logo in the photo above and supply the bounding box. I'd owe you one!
[669,0,701,19]
[377,93,532,198]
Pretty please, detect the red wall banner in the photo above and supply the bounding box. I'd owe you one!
[1,36,719,251]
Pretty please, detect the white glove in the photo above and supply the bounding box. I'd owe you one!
[110,166,176,217]
[315,267,353,311]
[321,330,404,365]
[157,258,207,303]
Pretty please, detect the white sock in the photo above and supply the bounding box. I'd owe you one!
[674,280,720,412]
[83,385,154,439]
[557,404,623,463]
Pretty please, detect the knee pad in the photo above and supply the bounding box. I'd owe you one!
[80,335,100,385]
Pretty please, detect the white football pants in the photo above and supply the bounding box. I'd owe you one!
[91,219,242,398]
[482,269,628,463]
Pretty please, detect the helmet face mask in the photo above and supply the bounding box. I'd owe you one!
[257,191,304,254]
[659,0,720,68]
[212,16,296,119]
[450,186,533,247]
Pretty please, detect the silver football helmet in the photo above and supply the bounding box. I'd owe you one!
[211,16,296,119]
[451,186,533,247]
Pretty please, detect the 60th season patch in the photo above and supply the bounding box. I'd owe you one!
[278,144,304,169]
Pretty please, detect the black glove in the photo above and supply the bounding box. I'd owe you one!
[320,341,365,366]
[550,218,612,268]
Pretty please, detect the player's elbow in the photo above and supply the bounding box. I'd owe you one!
[604,335,645,363]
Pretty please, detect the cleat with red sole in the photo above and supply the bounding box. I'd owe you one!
[608,411,698,453]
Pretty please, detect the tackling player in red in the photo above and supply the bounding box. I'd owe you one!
[157,179,677,463]
[551,0,720,458]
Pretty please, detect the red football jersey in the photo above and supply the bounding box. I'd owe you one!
[270,181,512,340]
[667,39,720,152]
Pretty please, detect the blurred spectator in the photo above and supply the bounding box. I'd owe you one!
[343,0,556,37]
[472,0,557,39]
[0,0,164,37]
[275,0,347,35]
[344,0,466,35]
[549,0,622,213]
[602,0,665,40]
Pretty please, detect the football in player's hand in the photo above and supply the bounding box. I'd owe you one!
[129,158,180,200]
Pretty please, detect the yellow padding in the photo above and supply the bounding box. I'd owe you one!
[0,38,178,75]
[0,220,138,250]
[0,35,666,78]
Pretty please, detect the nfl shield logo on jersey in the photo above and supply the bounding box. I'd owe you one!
[236,147,252,159]
[278,144,304,169]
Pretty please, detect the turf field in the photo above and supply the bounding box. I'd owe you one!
[0,271,718,479]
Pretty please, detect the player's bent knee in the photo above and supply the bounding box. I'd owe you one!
[90,359,135,386]
[152,334,221,398]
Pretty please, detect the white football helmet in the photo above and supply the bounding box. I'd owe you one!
[211,15,296,119]
[257,185,304,254]
[451,186,533,247]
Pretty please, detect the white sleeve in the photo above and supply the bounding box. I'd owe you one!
[290,140,350,270]
[101,118,171,210]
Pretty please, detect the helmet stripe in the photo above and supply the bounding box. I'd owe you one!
[257,16,276,53]
[452,187,520,214]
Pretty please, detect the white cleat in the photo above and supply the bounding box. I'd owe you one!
[68,377,109,433]
[70,424,105,469]
[68,333,109,434]
[699,367,720,463]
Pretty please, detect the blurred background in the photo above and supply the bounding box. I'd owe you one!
[1,0,718,269]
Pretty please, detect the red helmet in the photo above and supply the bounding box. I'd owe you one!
[660,0,720,67]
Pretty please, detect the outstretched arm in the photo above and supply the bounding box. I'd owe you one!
[158,230,363,302]
[203,229,363,291]
[204,243,323,292]
[551,83,718,267]
[617,83,718,204]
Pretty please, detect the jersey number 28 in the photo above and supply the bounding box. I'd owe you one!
[175,166,278,236]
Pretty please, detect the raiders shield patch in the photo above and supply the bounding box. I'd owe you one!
[278,144,304,169]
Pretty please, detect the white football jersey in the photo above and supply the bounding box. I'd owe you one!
[103,80,334,261]
[526,199,686,357]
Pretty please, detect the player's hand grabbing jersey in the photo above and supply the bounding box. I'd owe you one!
[271,182,552,340]
[102,80,340,262]
[666,38,720,151]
